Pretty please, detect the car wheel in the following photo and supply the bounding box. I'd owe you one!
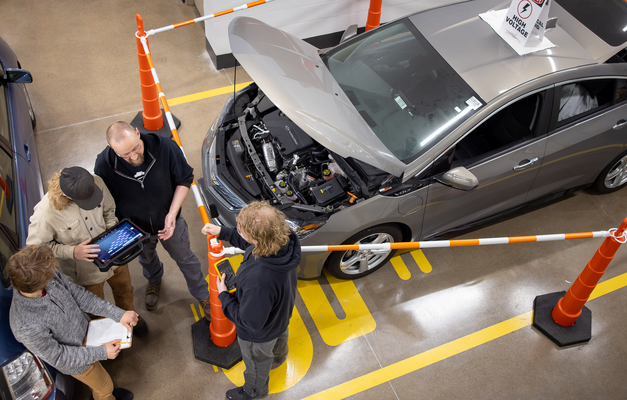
[594,150,627,193]
[326,225,402,280]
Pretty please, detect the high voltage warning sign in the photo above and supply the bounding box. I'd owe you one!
[501,0,551,46]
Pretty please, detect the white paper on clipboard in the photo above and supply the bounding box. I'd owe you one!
[85,318,133,349]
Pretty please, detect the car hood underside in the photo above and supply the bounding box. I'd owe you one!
[228,16,406,177]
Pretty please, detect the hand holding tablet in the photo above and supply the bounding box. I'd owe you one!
[90,219,149,272]
[73,238,101,262]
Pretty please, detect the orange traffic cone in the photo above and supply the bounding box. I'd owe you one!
[135,14,163,131]
[191,236,241,368]
[207,238,237,347]
[533,218,627,346]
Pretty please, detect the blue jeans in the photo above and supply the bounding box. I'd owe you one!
[138,216,209,301]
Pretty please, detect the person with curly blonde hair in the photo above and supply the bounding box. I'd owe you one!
[26,167,147,336]
[202,201,301,400]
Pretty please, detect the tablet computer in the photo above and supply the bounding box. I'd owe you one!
[91,219,149,272]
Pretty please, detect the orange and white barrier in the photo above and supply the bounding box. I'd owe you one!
[145,0,274,36]
[221,230,615,255]
[135,27,209,227]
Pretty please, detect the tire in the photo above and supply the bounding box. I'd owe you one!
[326,225,403,280]
[594,150,627,193]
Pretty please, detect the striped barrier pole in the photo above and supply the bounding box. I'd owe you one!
[220,230,613,255]
[145,0,275,36]
[135,32,238,350]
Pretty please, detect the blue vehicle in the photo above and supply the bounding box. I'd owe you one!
[0,36,73,400]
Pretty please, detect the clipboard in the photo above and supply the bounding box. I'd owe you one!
[84,318,133,349]
[91,219,149,272]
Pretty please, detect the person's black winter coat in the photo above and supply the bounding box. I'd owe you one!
[94,133,193,235]
[217,227,301,343]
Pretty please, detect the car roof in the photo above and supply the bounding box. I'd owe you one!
[410,0,605,104]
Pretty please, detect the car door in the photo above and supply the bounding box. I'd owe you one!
[3,72,43,244]
[420,88,553,239]
[526,78,627,200]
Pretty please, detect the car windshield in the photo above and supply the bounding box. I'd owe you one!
[322,20,482,163]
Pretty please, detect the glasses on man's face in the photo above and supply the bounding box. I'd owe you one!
[116,137,142,159]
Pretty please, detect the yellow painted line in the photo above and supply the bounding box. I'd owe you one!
[390,256,411,280]
[298,270,376,346]
[304,271,627,399]
[411,250,432,274]
[190,304,199,322]
[223,307,313,393]
[213,365,219,373]
[168,82,253,106]
[199,304,205,319]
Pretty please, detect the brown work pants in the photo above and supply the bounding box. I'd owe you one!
[84,264,135,311]
[72,362,114,400]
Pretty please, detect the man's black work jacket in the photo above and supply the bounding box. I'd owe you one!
[218,227,301,343]
[94,133,194,235]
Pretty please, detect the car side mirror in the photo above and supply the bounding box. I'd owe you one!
[435,167,479,191]
[340,24,358,43]
[5,69,33,84]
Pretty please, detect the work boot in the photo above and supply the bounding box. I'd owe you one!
[200,297,211,322]
[225,387,267,400]
[112,388,134,400]
[133,315,148,337]
[144,281,161,311]
[91,388,133,400]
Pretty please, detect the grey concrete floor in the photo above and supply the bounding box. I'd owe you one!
[2,1,627,399]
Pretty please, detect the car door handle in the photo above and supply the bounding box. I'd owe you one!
[613,119,627,130]
[513,157,539,171]
[23,143,31,162]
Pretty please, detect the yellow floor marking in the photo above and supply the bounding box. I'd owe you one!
[213,365,219,373]
[199,305,205,319]
[390,256,411,280]
[303,271,627,399]
[190,304,199,322]
[298,270,376,346]
[411,250,433,274]
[168,82,253,106]
[223,307,313,393]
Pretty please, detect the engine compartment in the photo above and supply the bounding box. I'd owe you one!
[217,86,392,219]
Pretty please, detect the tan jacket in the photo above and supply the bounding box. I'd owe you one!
[26,175,119,286]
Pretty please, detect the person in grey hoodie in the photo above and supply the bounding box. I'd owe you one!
[202,201,301,400]
[7,245,138,400]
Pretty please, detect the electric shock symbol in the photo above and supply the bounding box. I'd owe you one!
[517,0,533,19]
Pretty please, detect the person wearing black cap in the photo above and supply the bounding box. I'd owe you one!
[26,166,148,336]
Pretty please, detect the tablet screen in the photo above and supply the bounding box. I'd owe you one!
[93,221,145,263]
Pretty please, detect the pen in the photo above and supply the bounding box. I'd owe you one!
[102,342,127,345]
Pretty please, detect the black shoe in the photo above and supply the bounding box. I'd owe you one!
[112,387,134,400]
[226,387,267,400]
[145,281,161,311]
[200,297,211,322]
[133,315,148,337]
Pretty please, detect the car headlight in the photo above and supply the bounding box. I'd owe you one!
[287,220,326,240]
[2,352,53,400]
[207,137,247,210]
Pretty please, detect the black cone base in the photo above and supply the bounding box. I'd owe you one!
[130,111,180,138]
[533,291,592,347]
[191,318,241,369]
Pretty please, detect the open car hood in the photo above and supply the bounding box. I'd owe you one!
[228,17,406,177]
